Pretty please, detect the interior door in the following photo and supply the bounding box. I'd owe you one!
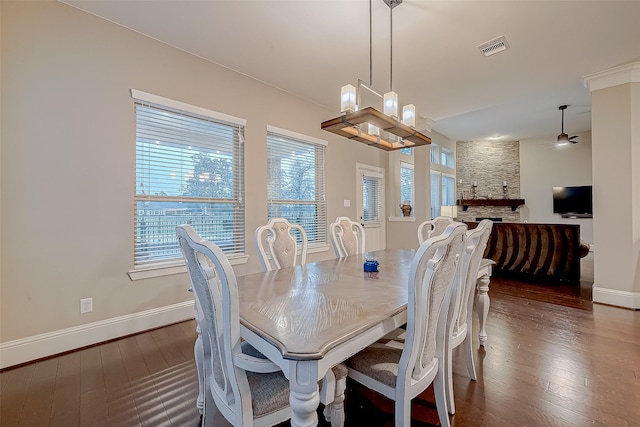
[356,163,386,252]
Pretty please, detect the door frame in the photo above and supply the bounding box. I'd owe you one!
[356,163,386,251]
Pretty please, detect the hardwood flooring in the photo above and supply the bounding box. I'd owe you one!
[2,260,639,426]
[1,322,201,427]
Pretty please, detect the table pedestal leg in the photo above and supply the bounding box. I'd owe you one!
[290,389,320,427]
[476,273,490,346]
[289,362,320,427]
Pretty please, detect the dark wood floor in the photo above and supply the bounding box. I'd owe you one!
[2,269,640,426]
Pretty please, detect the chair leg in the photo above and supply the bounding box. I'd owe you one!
[325,364,348,426]
[201,386,215,427]
[445,345,456,414]
[329,375,347,427]
[463,333,477,381]
[320,369,336,423]
[433,371,451,427]
[394,392,412,427]
[323,404,331,423]
[194,332,205,414]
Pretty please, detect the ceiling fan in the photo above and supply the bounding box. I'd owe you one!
[557,105,578,145]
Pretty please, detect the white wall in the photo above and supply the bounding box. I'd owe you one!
[519,130,594,245]
[0,1,387,365]
[385,130,455,250]
[590,79,640,306]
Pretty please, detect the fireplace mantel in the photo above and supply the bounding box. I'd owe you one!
[457,198,525,211]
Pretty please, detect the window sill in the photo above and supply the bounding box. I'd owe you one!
[128,255,249,281]
[388,217,416,222]
[308,244,330,254]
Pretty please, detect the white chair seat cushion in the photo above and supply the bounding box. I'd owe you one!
[246,370,291,417]
[346,343,403,388]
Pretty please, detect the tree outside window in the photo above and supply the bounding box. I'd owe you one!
[134,98,245,266]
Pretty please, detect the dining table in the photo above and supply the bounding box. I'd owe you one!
[236,249,493,427]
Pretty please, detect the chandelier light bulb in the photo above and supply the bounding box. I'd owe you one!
[383,91,398,118]
[402,104,415,127]
[340,84,357,113]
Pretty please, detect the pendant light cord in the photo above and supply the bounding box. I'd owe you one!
[369,0,373,87]
[389,1,393,92]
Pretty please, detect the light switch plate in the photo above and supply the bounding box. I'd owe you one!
[343,200,351,207]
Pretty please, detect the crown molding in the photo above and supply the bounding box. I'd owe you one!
[583,62,640,92]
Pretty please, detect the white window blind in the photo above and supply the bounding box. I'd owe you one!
[362,175,382,225]
[430,170,441,219]
[133,93,245,267]
[430,143,440,164]
[266,127,327,246]
[442,174,456,206]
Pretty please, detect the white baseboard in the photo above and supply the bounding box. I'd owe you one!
[0,301,195,370]
[592,286,640,309]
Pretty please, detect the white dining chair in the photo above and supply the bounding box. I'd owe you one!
[329,216,365,257]
[443,219,493,415]
[254,218,308,271]
[177,224,293,427]
[253,219,348,426]
[346,222,467,427]
[417,216,455,245]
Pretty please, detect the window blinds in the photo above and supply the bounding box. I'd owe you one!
[442,175,456,206]
[430,171,441,219]
[133,96,245,266]
[430,143,440,164]
[362,175,382,225]
[266,128,327,246]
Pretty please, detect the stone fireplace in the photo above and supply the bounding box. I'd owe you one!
[456,140,522,222]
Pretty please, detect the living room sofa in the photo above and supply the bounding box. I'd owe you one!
[466,222,590,284]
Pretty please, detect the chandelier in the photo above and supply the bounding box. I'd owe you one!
[321,0,431,151]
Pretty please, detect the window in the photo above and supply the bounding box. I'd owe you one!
[400,147,413,156]
[400,162,414,215]
[430,171,440,218]
[430,143,440,164]
[441,148,455,169]
[442,174,456,206]
[132,90,245,268]
[362,174,382,226]
[266,126,327,247]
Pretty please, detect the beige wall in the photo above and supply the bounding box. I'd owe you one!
[519,131,594,245]
[0,1,387,344]
[591,83,639,296]
[385,130,456,250]
[0,1,4,340]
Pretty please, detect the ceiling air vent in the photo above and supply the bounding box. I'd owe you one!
[477,36,510,57]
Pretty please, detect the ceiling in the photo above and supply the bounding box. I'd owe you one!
[63,0,640,143]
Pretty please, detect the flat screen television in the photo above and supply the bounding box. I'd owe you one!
[552,186,593,218]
